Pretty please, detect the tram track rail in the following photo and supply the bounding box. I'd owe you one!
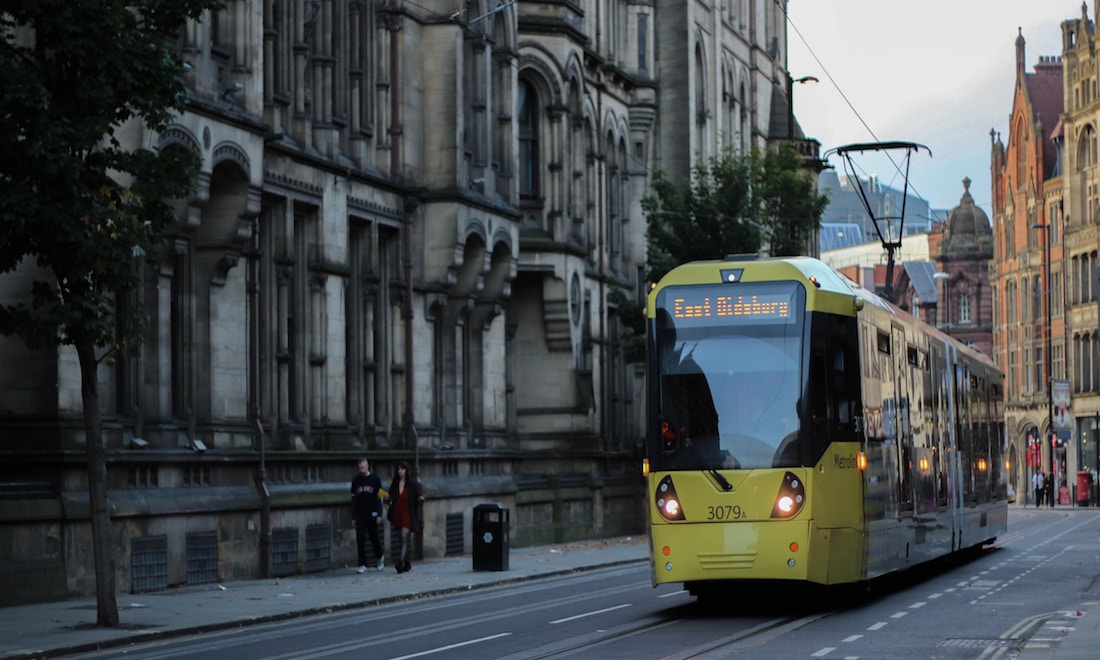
[497,611,833,659]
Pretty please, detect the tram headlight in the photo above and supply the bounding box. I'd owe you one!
[770,471,806,519]
[655,475,686,521]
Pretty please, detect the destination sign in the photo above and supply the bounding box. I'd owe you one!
[657,282,801,326]
[671,293,791,320]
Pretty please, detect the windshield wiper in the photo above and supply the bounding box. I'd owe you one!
[684,439,732,491]
[657,413,732,491]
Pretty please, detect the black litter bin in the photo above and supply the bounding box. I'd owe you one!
[472,503,509,571]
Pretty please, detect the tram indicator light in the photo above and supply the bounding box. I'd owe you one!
[655,475,686,521]
[770,472,806,519]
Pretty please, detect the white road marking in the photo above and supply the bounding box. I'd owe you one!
[550,603,632,624]
[388,632,512,660]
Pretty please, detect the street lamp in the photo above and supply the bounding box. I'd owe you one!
[786,74,819,141]
[1032,222,1054,506]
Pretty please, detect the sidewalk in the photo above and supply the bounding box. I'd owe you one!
[0,536,649,659]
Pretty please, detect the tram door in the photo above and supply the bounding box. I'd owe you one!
[892,326,913,512]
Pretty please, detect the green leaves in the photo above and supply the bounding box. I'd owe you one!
[0,0,219,357]
[642,144,830,282]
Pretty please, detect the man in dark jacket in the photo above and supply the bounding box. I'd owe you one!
[351,458,385,572]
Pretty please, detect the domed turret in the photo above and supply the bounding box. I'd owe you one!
[941,177,993,256]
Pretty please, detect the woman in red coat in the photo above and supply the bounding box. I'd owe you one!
[387,460,422,573]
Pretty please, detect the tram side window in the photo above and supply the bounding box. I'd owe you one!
[991,383,1006,500]
[956,366,975,505]
[930,345,949,507]
[806,315,862,464]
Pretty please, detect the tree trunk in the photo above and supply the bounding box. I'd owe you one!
[77,340,119,627]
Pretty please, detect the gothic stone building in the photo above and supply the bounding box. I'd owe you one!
[0,1,799,603]
[990,8,1100,507]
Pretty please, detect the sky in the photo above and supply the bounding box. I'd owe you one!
[786,1,1077,222]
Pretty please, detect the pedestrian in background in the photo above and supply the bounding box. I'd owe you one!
[351,458,385,573]
[1033,471,1045,508]
[387,460,422,573]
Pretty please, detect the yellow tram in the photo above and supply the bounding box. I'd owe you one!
[645,256,1007,594]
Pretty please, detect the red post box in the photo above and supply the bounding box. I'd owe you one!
[1077,471,1092,507]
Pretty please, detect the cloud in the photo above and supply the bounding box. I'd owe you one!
[788,0,1073,214]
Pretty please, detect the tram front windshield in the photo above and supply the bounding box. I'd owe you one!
[653,281,806,471]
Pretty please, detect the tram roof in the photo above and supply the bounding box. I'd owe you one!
[655,256,854,295]
[649,256,1000,375]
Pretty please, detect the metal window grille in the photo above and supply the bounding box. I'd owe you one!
[0,481,55,500]
[186,531,219,585]
[271,527,298,577]
[131,534,168,593]
[445,512,464,556]
[304,524,331,573]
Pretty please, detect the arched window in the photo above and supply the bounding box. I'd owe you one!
[1086,251,1095,303]
[1086,332,1095,393]
[958,292,971,324]
[1033,275,1042,321]
[491,14,514,199]
[722,65,733,150]
[695,42,707,160]
[738,80,748,153]
[1021,279,1030,321]
[618,137,630,262]
[1015,117,1027,186]
[605,131,619,267]
[1077,125,1097,224]
[1006,281,1016,324]
[518,80,539,200]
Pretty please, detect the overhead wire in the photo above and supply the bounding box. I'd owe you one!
[779,0,950,224]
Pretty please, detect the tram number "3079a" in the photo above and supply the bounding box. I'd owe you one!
[706,505,746,520]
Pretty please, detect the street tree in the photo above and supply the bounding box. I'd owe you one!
[614,144,829,361]
[0,0,222,626]
[643,143,829,281]
[755,143,831,258]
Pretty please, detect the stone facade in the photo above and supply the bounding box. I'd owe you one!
[990,6,1100,508]
[0,0,797,604]
[931,179,995,358]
